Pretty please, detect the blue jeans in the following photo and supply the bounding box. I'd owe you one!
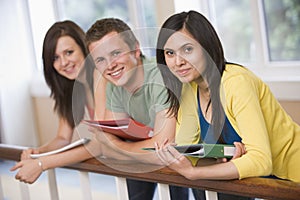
[127,179,189,200]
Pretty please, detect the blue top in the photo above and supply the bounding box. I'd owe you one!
[197,95,241,144]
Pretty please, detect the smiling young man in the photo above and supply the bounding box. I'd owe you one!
[86,18,189,200]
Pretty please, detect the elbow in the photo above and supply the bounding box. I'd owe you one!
[252,155,273,177]
[56,136,72,146]
[261,158,273,176]
[235,152,273,179]
[256,152,273,176]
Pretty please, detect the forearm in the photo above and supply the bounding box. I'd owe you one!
[39,138,102,170]
[35,117,75,153]
[37,136,71,153]
[101,140,164,165]
[114,138,154,153]
[98,109,175,164]
[183,161,240,180]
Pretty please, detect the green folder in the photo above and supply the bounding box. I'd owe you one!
[142,143,235,158]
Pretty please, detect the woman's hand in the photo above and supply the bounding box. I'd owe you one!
[217,141,247,163]
[154,140,246,179]
[232,141,246,159]
[21,148,40,160]
[10,159,44,184]
[154,140,195,179]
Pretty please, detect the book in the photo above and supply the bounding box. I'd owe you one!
[84,118,130,127]
[82,118,154,141]
[142,143,236,158]
[30,138,90,159]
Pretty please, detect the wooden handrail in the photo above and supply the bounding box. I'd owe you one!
[1,143,299,200]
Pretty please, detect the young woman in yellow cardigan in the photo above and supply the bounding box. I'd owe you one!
[155,10,300,186]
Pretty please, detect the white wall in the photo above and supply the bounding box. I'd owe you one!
[0,0,38,146]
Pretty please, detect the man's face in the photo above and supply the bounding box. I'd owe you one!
[89,31,140,88]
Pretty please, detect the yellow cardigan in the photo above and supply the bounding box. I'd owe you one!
[175,64,300,182]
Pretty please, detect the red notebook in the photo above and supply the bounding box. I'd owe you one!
[82,118,153,141]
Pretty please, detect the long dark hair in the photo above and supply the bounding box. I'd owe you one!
[42,20,94,128]
[156,10,226,143]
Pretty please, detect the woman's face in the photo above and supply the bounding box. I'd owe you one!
[53,36,85,80]
[163,29,206,83]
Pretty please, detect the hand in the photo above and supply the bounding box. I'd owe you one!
[216,141,247,163]
[155,140,194,179]
[21,148,39,160]
[232,141,246,159]
[10,159,43,184]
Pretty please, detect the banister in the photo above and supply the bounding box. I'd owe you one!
[0,143,24,161]
[1,143,299,200]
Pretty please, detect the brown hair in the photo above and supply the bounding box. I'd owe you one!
[42,20,94,128]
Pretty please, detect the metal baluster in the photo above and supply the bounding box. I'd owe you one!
[157,183,170,200]
[205,190,218,200]
[115,177,129,200]
[47,169,59,200]
[79,171,92,200]
[19,182,30,200]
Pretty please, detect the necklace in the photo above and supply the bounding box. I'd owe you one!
[205,98,211,116]
[198,87,212,119]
